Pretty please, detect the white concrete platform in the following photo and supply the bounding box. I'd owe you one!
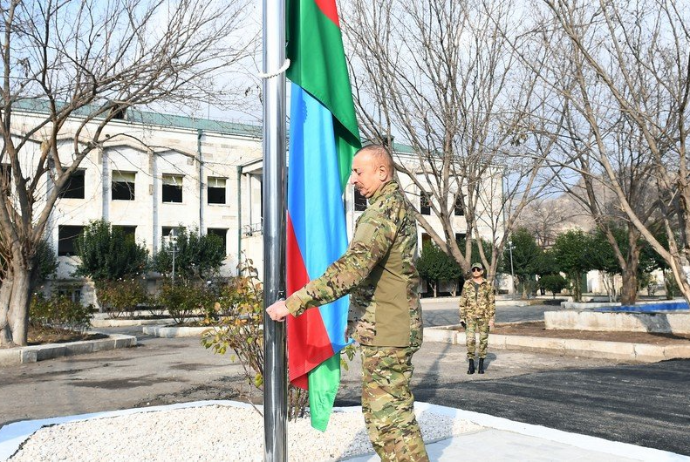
[423,326,690,362]
[546,310,690,335]
[1,401,686,462]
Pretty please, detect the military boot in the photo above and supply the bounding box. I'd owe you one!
[467,358,475,374]
[478,358,485,374]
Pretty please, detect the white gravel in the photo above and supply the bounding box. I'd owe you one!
[7,404,483,461]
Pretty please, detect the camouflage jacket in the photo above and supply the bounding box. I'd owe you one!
[285,180,423,348]
[459,278,495,320]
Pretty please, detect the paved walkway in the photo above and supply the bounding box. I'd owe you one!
[345,402,689,462]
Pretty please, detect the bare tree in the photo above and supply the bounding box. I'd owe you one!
[343,0,555,282]
[0,0,252,346]
[515,196,580,248]
[558,115,662,304]
[534,0,690,302]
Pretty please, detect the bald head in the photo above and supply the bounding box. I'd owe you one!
[350,144,395,198]
[357,145,394,180]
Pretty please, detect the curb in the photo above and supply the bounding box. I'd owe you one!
[423,326,690,362]
[142,326,214,338]
[0,333,137,367]
[420,297,538,307]
[91,318,176,328]
[495,298,548,307]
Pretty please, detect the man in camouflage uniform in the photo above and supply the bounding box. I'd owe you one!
[267,145,429,462]
[458,262,495,374]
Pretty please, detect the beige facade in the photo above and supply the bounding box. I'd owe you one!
[7,107,504,303]
[7,108,263,305]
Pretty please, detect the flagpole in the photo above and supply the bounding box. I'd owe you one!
[262,0,287,460]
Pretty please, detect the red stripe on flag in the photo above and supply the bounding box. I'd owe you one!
[286,214,336,389]
[288,309,335,389]
[314,0,339,27]
[286,214,310,294]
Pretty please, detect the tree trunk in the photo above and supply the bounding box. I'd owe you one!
[572,272,582,302]
[675,263,690,303]
[602,274,615,303]
[618,232,641,305]
[7,265,33,346]
[620,270,638,306]
[0,276,14,346]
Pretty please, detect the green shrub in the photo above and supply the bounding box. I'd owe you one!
[417,242,462,297]
[75,219,148,280]
[30,293,95,332]
[538,274,569,298]
[96,279,148,318]
[157,280,215,325]
[152,226,225,282]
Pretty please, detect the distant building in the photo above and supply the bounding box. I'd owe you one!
[6,105,503,305]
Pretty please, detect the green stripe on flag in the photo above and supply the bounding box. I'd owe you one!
[335,123,360,190]
[287,0,361,188]
[307,353,341,431]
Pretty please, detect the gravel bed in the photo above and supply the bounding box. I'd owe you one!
[8,404,483,461]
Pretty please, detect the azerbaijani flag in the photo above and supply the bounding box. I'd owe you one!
[285,0,361,431]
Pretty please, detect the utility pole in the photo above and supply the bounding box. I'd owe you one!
[508,240,515,298]
[167,228,178,284]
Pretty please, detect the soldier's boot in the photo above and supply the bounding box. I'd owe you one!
[467,359,475,375]
[478,358,485,374]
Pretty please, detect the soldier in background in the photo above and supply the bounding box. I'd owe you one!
[267,144,429,462]
[459,262,496,374]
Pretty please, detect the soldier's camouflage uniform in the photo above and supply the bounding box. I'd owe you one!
[458,278,495,359]
[286,180,429,462]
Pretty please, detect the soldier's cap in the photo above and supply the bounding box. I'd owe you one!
[471,262,484,270]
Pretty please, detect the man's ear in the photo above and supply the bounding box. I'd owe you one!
[378,165,388,180]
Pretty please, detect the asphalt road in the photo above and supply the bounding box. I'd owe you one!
[1,303,689,456]
[416,299,690,455]
[411,358,690,456]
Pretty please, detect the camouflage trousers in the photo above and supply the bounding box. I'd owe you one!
[465,317,490,359]
[360,345,429,462]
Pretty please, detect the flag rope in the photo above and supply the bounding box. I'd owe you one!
[257,59,292,79]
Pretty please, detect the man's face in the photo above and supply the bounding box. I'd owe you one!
[350,152,385,198]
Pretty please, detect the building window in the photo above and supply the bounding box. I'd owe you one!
[162,174,183,203]
[454,195,464,216]
[57,287,82,303]
[162,226,174,242]
[455,233,466,243]
[354,189,367,211]
[207,177,226,204]
[112,171,136,201]
[420,193,431,215]
[59,170,85,199]
[207,228,228,254]
[113,225,136,240]
[58,225,85,256]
